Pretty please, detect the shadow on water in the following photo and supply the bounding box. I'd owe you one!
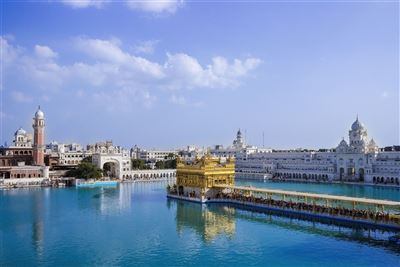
[168,199,400,254]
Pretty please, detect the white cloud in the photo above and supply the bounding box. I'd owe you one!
[133,40,159,54]
[126,0,184,14]
[0,36,22,66]
[11,91,33,103]
[61,0,184,14]
[74,37,164,79]
[62,0,106,9]
[164,53,262,89]
[35,45,58,59]
[169,94,186,105]
[2,36,261,109]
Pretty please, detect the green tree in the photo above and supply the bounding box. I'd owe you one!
[66,162,102,180]
[166,159,177,169]
[82,155,92,163]
[155,161,165,169]
[131,159,147,169]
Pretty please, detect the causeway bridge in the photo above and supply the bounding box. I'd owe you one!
[168,184,400,230]
[213,185,400,211]
[209,184,400,230]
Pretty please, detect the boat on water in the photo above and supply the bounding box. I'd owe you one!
[75,179,118,188]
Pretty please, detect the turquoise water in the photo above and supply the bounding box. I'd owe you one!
[1,181,399,266]
[236,179,400,202]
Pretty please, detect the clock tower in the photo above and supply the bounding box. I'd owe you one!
[33,106,45,166]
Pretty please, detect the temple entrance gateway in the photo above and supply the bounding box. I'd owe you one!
[103,161,119,178]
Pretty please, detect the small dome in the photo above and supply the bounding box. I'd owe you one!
[35,106,44,119]
[369,138,377,146]
[338,139,348,147]
[15,127,26,135]
[351,117,364,131]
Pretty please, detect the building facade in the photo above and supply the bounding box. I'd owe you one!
[210,129,258,158]
[171,155,235,200]
[236,117,400,186]
[131,146,177,162]
[45,141,90,167]
[91,141,132,179]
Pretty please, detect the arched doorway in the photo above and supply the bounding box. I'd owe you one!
[103,161,119,179]
[339,168,344,180]
[359,168,365,181]
[347,167,354,177]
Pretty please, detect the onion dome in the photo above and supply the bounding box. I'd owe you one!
[35,106,44,119]
[351,116,364,131]
[15,127,26,135]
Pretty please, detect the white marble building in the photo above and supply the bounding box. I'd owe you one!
[210,129,258,158]
[177,145,207,162]
[91,141,131,179]
[91,141,176,180]
[132,146,177,162]
[236,117,400,186]
[13,128,33,148]
[46,141,90,166]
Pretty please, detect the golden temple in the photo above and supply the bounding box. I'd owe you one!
[169,154,235,201]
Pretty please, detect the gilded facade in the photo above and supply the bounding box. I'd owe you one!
[173,155,235,200]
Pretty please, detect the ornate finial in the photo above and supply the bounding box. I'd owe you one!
[38,105,41,110]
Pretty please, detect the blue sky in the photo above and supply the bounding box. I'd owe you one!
[1,1,399,149]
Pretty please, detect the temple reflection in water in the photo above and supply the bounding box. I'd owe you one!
[32,190,45,257]
[172,200,236,242]
[169,197,400,252]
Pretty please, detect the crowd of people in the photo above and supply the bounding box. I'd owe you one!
[373,176,400,186]
[215,192,400,225]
